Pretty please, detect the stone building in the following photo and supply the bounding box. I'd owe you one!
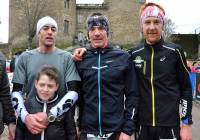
[9,0,144,47]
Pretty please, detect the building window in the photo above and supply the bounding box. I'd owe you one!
[139,0,146,3]
[77,14,84,24]
[64,20,69,33]
[64,0,70,8]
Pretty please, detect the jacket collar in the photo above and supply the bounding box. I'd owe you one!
[144,38,164,50]
[87,42,113,54]
[36,93,58,104]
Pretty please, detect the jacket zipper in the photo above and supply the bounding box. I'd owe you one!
[41,102,47,140]
[150,47,156,127]
[97,53,102,136]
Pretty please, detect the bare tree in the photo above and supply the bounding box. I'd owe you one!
[14,0,48,49]
[163,16,176,41]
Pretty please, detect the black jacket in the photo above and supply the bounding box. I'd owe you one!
[15,94,77,140]
[129,39,193,127]
[0,52,16,125]
[76,45,139,136]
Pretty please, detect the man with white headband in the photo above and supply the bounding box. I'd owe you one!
[11,16,80,139]
[129,2,193,140]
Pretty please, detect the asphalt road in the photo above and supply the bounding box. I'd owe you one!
[192,101,200,140]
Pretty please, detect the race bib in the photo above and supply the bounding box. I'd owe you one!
[160,138,177,140]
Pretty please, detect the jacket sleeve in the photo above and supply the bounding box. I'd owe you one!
[0,53,16,125]
[15,118,25,140]
[64,107,78,140]
[122,56,140,135]
[175,47,193,125]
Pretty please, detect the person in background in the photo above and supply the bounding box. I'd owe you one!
[10,51,23,72]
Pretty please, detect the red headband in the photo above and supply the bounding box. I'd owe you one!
[140,5,165,24]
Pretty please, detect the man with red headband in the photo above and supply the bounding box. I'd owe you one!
[76,13,139,140]
[129,2,193,140]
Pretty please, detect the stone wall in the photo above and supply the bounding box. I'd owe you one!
[9,0,143,47]
[76,0,142,45]
[106,0,141,45]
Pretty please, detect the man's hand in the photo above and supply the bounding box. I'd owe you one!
[119,132,131,140]
[25,112,48,134]
[72,48,87,61]
[180,124,192,140]
[8,123,16,140]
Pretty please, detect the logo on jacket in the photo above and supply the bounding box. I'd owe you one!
[105,60,113,63]
[160,56,166,62]
[133,56,144,68]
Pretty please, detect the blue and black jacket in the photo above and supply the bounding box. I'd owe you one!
[129,38,193,127]
[76,44,139,136]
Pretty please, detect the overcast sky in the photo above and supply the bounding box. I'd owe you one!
[0,0,9,43]
[146,0,200,34]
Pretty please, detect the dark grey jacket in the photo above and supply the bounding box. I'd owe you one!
[0,52,16,126]
[15,95,77,140]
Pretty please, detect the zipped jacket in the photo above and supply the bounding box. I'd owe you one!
[129,39,193,127]
[76,45,139,136]
[15,95,77,140]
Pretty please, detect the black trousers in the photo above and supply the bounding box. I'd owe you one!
[137,126,180,140]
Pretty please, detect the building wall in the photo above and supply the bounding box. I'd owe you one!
[170,34,198,59]
[106,0,141,45]
[76,0,142,45]
[55,0,77,42]
[9,0,142,47]
[76,3,109,43]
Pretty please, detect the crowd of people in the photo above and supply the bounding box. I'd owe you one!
[0,2,193,140]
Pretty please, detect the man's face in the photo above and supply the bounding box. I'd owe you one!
[142,17,163,45]
[88,26,108,48]
[38,25,57,47]
[35,74,58,101]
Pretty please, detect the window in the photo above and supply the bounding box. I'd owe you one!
[64,0,70,8]
[77,14,84,24]
[64,20,69,33]
[139,0,146,3]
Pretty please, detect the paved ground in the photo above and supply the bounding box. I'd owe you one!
[1,102,200,139]
[191,101,200,140]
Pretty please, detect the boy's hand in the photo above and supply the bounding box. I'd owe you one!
[25,112,48,134]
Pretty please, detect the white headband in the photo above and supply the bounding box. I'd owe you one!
[36,16,58,35]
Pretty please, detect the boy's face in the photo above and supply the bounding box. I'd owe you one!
[35,74,59,101]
